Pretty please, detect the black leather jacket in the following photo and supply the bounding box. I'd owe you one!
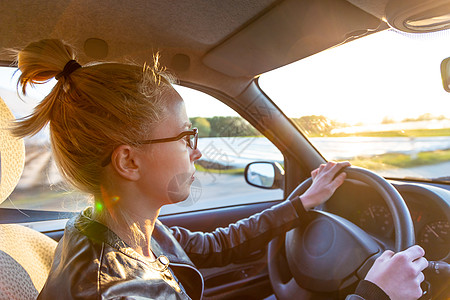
[38,201,386,300]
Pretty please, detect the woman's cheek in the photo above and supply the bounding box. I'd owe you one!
[164,154,192,203]
[154,143,192,204]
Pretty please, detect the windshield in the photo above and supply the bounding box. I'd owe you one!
[259,28,450,183]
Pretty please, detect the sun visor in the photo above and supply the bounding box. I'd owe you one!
[203,0,382,78]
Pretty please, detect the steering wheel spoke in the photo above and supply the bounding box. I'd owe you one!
[285,211,381,292]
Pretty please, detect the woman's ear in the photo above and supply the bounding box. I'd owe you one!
[110,145,141,181]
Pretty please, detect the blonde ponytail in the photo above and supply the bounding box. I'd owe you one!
[12,39,76,138]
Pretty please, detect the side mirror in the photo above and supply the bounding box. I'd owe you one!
[244,161,284,189]
[441,57,450,92]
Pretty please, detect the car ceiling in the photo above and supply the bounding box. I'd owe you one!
[1,0,387,96]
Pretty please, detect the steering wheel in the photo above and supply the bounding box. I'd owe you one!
[268,167,415,299]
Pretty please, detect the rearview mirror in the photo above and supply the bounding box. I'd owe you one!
[441,57,450,92]
[244,161,284,189]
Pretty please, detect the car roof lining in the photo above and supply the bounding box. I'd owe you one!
[0,0,385,96]
[0,0,279,62]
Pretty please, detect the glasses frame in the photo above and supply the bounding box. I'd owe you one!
[138,127,198,149]
[101,128,198,167]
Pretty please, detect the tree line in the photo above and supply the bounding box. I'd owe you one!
[190,116,261,137]
[382,113,448,124]
[191,114,450,138]
[190,115,344,138]
[190,116,260,137]
[291,115,345,136]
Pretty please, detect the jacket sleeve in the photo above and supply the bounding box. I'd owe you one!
[345,280,390,300]
[170,199,302,268]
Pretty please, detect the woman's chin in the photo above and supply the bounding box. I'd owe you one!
[166,189,190,204]
[166,172,195,204]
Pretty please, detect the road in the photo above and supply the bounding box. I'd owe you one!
[4,161,449,214]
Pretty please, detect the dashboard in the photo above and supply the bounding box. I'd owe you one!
[324,179,450,262]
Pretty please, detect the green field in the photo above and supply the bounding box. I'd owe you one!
[344,149,450,170]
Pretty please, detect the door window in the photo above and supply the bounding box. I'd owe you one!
[162,85,284,214]
[0,68,284,216]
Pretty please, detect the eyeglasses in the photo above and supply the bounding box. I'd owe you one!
[138,127,198,149]
[101,128,198,167]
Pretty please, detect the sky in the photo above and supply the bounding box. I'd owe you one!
[1,28,449,125]
[259,28,450,125]
[0,67,237,119]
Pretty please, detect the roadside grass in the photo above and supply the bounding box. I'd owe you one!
[346,149,450,170]
[328,128,450,138]
[195,164,245,175]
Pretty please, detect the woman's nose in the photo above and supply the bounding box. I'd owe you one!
[191,147,202,161]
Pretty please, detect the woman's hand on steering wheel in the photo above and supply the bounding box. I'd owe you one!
[300,161,351,209]
[365,245,428,300]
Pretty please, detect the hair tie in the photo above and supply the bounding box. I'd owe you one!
[55,60,82,80]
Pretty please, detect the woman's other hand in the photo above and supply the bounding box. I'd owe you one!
[300,161,350,209]
[365,245,428,300]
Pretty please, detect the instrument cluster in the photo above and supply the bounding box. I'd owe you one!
[353,191,449,261]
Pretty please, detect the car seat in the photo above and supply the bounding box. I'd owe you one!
[0,224,57,299]
[0,96,58,299]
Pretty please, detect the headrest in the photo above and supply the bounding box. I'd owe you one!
[0,97,25,204]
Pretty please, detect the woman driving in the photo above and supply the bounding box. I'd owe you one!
[12,39,427,300]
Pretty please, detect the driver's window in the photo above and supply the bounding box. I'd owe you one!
[0,66,283,216]
[160,85,284,215]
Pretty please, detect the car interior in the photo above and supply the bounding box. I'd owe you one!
[0,0,449,299]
